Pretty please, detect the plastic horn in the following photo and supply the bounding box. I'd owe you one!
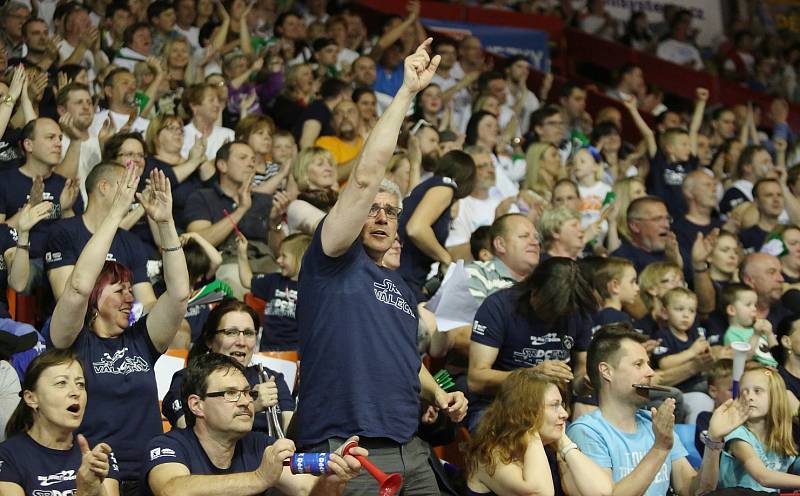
[341,441,403,496]
[731,341,751,399]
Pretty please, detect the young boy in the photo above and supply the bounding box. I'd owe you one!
[622,87,707,217]
[652,287,712,392]
[590,257,639,334]
[722,283,779,367]
[694,358,733,456]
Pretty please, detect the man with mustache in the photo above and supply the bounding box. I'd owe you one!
[89,67,151,136]
[143,353,366,496]
[315,100,363,185]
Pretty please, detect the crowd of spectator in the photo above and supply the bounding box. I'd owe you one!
[4,0,800,495]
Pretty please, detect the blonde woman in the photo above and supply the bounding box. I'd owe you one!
[286,147,339,235]
[524,142,563,202]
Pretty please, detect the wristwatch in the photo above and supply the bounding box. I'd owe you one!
[700,430,724,450]
[560,442,579,459]
[0,94,16,107]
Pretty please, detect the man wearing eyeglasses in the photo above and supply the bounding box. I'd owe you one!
[612,196,682,274]
[294,39,467,495]
[143,353,366,496]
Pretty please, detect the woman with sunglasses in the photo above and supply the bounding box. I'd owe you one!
[162,299,295,432]
[46,165,190,495]
[0,349,121,496]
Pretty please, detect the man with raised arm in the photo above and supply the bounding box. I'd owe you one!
[293,39,468,495]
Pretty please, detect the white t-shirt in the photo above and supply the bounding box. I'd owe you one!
[502,86,540,137]
[182,122,235,160]
[60,134,102,204]
[446,194,519,247]
[656,39,703,71]
[89,109,150,136]
[174,25,201,50]
[57,39,108,83]
[578,180,612,230]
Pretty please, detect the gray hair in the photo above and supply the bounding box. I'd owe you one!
[538,206,581,247]
[2,1,29,15]
[378,178,403,210]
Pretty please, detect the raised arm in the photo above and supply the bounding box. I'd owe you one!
[49,165,140,349]
[689,88,708,157]
[137,169,191,353]
[0,66,25,141]
[6,201,52,291]
[321,39,440,257]
[621,95,657,159]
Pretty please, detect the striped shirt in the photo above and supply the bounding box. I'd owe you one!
[465,258,517,304]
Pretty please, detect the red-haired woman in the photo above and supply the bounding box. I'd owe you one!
[464,369,612,496]
[46,165,190,494]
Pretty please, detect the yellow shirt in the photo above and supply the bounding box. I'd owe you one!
[315,135,364,185]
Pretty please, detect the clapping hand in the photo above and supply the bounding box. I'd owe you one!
[76,434,113,489]
[135,169,173,223]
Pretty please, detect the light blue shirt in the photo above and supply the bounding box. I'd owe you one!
[567,409,688,496]
[719,425,796,493]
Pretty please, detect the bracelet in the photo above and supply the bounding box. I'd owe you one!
[161,245,183,252]
[15,243,29,250]
[560,442,579,460]
[271,223,283,231]
[0,95,16,107]
[693,263,709,273]
[700,431,724,450]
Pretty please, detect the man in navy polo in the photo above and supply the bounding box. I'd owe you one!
[45,162,157,309]
[612,196,681,273]
[293,39,467,495]
[143,353,366,496]
[184,141,285,297]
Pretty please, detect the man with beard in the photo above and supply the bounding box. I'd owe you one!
[56,83,103,201]
[89,67,150,135]
[315,100,363,184]
[9,19,60,73]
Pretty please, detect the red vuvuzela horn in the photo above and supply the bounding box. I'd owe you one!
[341,441,403,496]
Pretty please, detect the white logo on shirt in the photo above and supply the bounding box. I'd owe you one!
[150,447,177,460]
[472,321,487,336]
[32,490,76,496]
[266,288,297,318]
[92,347,150,375]
[373,279,414,317]
[45,251,62,263]
[37,470,76,486]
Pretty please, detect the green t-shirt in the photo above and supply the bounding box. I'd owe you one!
[724,325,778,367]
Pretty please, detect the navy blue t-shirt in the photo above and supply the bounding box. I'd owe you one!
[182,182,273,254]
[672,216,723,255]
[292,99,334,142]
[738,225,769,253]
[0,433,121,493]
[779,366,800,402]
[141,428,276,496]
[0,224,16,317]
[652,325,705,391]
[251,273,299,351]
[44,215,150,285]
[398,176,457,301]
[0,168,84,258]
[611,240,666,274]
[646,149,697,217]
[294,218,421,447]
[132,157,180,257]
[162,365,294,430]
[634,314,659,337]
[471,287,591,371]
[43,316,163,480]
[590,307,633,336]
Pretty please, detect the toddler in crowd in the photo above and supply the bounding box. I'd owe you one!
[722,283,779,367]
[237,233,311,351]
[590,257,639,333]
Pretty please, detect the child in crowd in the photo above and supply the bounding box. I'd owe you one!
[590,257,639,333]
[470,225,494,263]
[237,233,311,351]
[723,283,779,367]
[183,233,232,343]
[718,366,800,492]
[652,287,712,393]
[571,146,612,234]
[694,359,733,455]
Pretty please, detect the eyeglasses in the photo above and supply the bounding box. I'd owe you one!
[368,204,402,220]
[205,388,258,402]
[216,328,258,339]
[118,151,145,160]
